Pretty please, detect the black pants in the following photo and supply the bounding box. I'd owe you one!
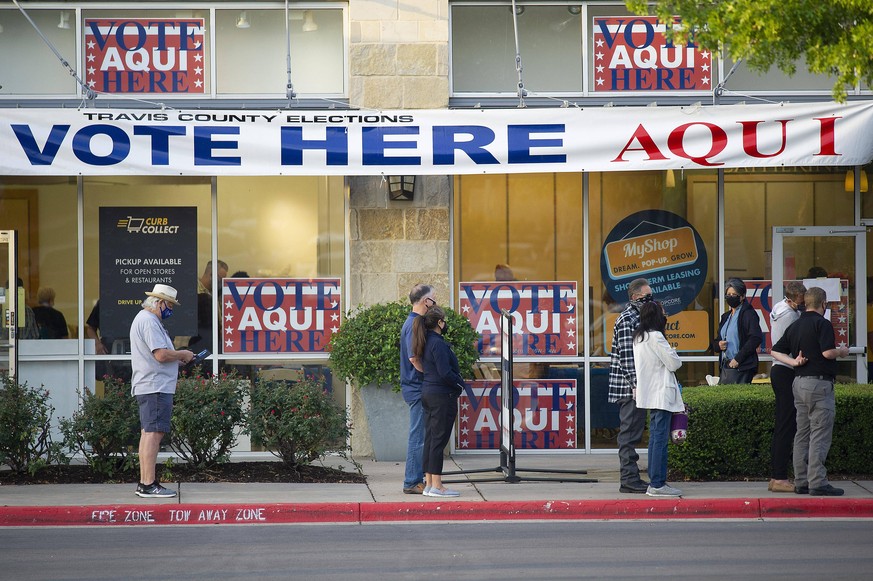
[770,364,797,480]
[421,391,458,475]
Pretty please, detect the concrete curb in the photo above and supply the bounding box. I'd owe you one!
[2,498,873,526]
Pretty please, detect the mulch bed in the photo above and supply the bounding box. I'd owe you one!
[0,461,366,485]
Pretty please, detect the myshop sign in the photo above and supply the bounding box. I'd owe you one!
[2,101,873,176]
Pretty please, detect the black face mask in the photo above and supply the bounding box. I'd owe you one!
[725,295,743,309]
[795,303,806,312]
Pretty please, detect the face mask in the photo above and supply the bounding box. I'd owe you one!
[160,303,174,320]
[725,295,742,309]
[795,302,806,312]
[630,293,654,309]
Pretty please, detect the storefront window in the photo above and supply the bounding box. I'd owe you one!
[215,8,345,95]
[217,176,346,410]
[451,5,583,94]
[0,9,78,96]
[724,167,855,379]
[0,177,79,334]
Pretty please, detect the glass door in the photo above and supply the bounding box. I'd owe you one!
[772,226,866,383]
[0,230,19,381]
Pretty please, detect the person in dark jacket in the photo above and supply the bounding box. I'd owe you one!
[712,278,763,384]
[32,287,69,339]
[412,306,467,498]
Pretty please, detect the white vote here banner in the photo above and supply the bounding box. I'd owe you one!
[2,101,872,176]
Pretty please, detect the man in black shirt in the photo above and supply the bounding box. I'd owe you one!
[771,286,849,496]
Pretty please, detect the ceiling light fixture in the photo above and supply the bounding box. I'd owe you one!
[845,169,869,193]
[302,10,318,32]
[236,11,251,29]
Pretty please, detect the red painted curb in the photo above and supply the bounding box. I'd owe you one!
[0,503,360,527]
[760,498,873,518]
[2,498,872,526]
[361,498,761,521]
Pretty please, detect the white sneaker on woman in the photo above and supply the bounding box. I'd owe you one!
[425,487,460,498]
[646,484,682,497]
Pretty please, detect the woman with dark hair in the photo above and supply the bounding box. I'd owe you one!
[412,305,467,498]
[633,301,684,497]
[712,278,763,384]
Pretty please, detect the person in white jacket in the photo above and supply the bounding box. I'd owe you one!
[633,301,685,497]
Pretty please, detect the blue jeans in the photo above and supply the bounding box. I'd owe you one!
[647,409,672,489]
[403,398,425,488]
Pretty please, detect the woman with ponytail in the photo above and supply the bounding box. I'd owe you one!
[412,305,467,498]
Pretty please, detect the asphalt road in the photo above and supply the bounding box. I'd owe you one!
[3,520,872,580]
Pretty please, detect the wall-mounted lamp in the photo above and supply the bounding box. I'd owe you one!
[844,169,869,193]
[388,176,415,201]
[302,10,318,32]
[666,169,676,188]
[58,11,71,30]
[236,11,251,29]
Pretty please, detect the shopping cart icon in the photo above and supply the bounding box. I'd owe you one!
[125,217,144,232]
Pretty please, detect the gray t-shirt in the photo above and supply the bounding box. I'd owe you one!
[130,308,178,396]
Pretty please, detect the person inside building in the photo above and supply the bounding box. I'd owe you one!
[494,263,516,281]
[85,299,132,382]
[189,260,229,354]
[712,278,763,384]
[32,287,69,339]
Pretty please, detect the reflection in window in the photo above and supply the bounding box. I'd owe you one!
[452,5,583,94]
[215,9,345,95]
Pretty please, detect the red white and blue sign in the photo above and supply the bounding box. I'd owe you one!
[459,282,578,357]
[84,18,206,94]
[457,380,578,450]
[744,279,849,353]
[592,16,712,92]
[222,278,341,353]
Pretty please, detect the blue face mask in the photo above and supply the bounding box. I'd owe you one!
[160,303,173,320]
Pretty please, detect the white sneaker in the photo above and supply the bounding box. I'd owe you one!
[646,484,682,497]
[422,486,432,496]
[426,487,460,498]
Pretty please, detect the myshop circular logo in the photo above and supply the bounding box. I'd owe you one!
[600,210,707,315]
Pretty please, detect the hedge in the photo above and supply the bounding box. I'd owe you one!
[669,383,873,480]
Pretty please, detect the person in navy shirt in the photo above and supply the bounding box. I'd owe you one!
[399,283,435,494]
[412,306,467,498]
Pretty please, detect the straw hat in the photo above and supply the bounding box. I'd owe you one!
[144,283,180,305]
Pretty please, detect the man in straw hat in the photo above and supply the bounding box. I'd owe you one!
[131,284,194,498]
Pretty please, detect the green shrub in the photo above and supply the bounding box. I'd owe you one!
[170,371,246,468]
[247,378,350,466]
[328,300,481,391]
[59,377,140,478]
[0,373,66,475]
[669,383,873,480]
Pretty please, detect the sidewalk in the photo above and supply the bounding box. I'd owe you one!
[2,454,872,526]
